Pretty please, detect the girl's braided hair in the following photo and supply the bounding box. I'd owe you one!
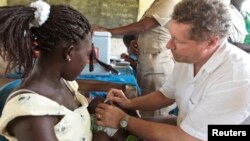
[0,3,91,76]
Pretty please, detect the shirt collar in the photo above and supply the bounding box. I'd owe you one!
[200,39,228,74]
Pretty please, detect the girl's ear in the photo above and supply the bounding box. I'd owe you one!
[64,45,74,62]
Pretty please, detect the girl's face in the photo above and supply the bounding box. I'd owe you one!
[61,33,92,81]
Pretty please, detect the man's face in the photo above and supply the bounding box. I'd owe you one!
[167,20,210,64]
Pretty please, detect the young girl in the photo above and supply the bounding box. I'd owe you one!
[0,0,93,140]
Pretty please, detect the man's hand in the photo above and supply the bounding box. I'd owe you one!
[95,103,127,128]
[106,88,132,109]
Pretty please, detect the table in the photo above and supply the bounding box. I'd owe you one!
[0,66,140,98]
[76,66,140,98]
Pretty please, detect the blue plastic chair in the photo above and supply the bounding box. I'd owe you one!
[0,136,8,141]
[0,79,21,141]
[0,79,21,115]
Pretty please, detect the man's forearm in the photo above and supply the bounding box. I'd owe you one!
[107,17,159,36]
[127,116,198,141]
[129,91,175,111]
[107,23,143,36]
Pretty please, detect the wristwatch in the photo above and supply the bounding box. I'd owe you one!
[119,115,130,129]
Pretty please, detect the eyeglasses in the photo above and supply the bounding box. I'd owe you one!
[89,43,119,75]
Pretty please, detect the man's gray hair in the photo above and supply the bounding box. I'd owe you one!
[172,0,231,42]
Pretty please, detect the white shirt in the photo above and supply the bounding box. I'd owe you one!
[0,81,92,141]
[159,40,250,140]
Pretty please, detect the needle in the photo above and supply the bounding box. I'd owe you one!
[104,98,109,103]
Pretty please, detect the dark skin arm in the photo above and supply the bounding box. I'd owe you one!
[7,116,59,141]
[120,54,137,70]
[89,97,139,141]
[94,17,159,35]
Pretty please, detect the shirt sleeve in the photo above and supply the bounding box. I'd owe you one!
[145,0,179,26]
[0,94,66,139]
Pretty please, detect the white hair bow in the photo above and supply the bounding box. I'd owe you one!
[30,0,50,28]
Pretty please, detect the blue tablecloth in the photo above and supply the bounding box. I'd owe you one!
[1,66,141,95]
[77,66,141,94]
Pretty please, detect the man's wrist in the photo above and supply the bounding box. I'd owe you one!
[119,114,130,130]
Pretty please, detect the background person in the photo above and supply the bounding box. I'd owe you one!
[120,34,138,73]
[95,0,250,140]
[94,0,179,117]
[228,0,250,52]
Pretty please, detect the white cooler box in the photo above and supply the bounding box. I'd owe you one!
[80,31,111,76]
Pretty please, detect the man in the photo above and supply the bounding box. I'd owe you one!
[95,0,250,140]
[95,0,179,117]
